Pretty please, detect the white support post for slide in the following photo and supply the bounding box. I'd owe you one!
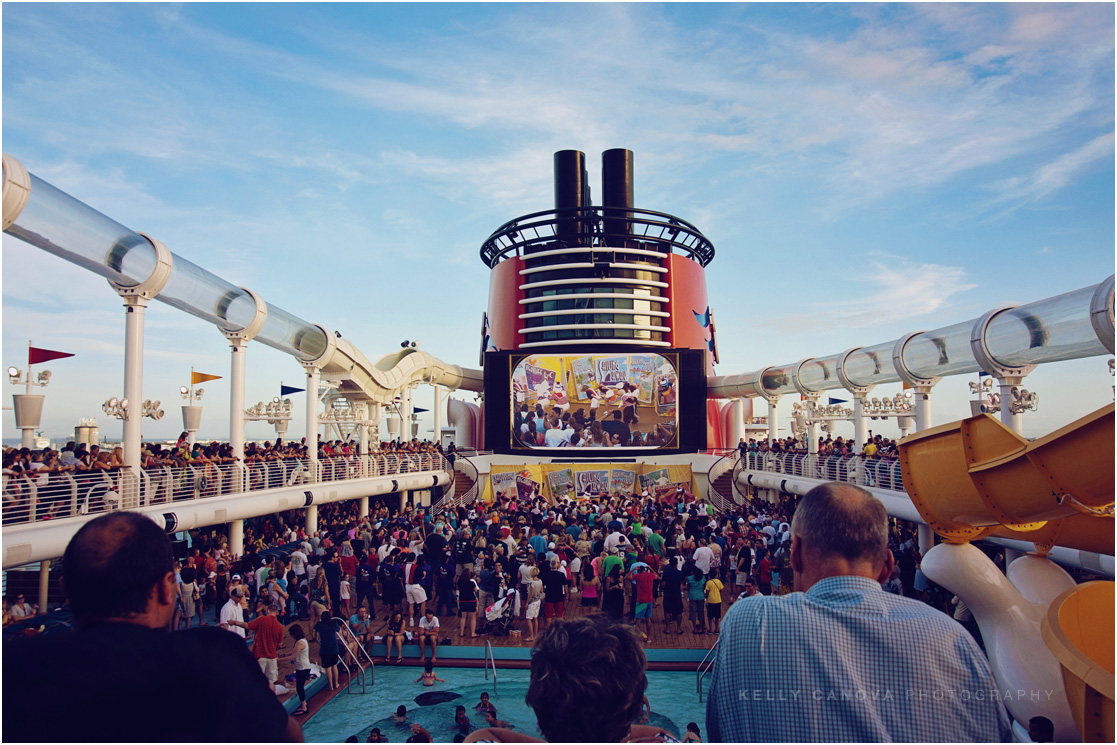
[767,398,778,445]
[731,398,745,447]
[227,338,248,493]
[228,519,244,559]
[304,365,320,482]
[853,396,867,450]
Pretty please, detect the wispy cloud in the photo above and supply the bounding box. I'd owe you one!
[987,133,1115,209]
[748,254,977,334]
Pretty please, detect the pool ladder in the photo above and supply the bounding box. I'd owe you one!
[696,638,720,702]
[483,639,497,694]
[336,620,376,694]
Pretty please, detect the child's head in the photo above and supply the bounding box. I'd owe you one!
[484,710,498,724]
[479,692,489,702]
[423,660,433,673]
[687,722,700,735]
[396,705,407,717]
[455,705,466,717]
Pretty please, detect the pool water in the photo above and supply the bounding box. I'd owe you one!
[299,666,710,743]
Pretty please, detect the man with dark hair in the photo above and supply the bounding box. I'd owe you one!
[600,410,631,447]
[228,600,286,691]
[706,482,1011,742]
[3,512,299,742]
[466,615,672,743]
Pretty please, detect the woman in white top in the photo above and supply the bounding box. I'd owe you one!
[284,623,313,715]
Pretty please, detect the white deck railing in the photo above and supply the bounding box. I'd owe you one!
[740,451,905,492]
[2,453,448,526]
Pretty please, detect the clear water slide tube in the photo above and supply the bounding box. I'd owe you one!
[708,277,1115,399]
[3,165,327,361]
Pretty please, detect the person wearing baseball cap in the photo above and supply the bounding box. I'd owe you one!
[220,586,248,638]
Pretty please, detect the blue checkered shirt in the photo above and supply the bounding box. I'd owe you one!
[706,575,1012,742]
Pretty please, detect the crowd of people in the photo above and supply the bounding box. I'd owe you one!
[1,436,451,524]
[4,428,1047,742]
[739,431,902,459]
[738,432,905,489]
[514,401,677,448]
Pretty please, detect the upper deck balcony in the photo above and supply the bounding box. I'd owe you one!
[480,205,715,269]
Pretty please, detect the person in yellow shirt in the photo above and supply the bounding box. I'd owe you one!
[704,575,724,634]
[862,440,877,458]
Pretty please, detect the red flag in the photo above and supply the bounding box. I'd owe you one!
[29,347,75,365]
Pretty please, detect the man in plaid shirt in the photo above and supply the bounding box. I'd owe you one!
[707,482,1012,742]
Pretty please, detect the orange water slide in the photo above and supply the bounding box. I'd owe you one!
[899,404,1114,741]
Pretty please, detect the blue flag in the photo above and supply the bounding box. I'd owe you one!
[280,384,305,396]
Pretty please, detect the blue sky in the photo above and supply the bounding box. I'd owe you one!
[3,2,1114,444]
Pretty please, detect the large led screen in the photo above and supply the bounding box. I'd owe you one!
[510,353,679,449]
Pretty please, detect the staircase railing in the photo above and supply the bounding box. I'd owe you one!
[697,637,720,702]
[483,639,497,694]
[335,620,375,693]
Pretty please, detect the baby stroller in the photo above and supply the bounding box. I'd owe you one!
[481,593,515,636]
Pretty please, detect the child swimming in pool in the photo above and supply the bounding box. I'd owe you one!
[473,691,496,715]
[391,705,409,724]
[453,705,471,735]
[414,660,445,687]
[483,709,514,729]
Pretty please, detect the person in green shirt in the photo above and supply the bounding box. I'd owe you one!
[601,548,624,582]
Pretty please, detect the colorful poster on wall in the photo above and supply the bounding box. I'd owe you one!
[525,363,557,407]
[491,472,519,501]
[547,468,576,499]
[627,355,656,404]
[569,357,597,401]
[609,468,637,495]
[640,467,671,492]
[576,469,611,497]
[516,474,540,501]
[596,356,629,387]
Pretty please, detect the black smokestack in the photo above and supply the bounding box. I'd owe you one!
[602,149,634,239]
[554,150,587,243]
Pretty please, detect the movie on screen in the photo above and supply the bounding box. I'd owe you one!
[510,353,679,449]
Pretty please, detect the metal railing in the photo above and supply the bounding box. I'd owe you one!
[739,452,905,492]
[336,619,375,693]
[450,456,482,511]
[2,453,451,526]
[483,639,497,693]
[697,637,720,703]
[480,206,715,268]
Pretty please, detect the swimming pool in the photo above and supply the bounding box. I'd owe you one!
[299,666,711,743]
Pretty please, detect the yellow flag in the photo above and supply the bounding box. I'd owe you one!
[191,371,222,385]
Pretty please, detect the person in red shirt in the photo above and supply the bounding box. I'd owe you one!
[757,554,773,596]
[629,564,656,641]
[229,602,285,691]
